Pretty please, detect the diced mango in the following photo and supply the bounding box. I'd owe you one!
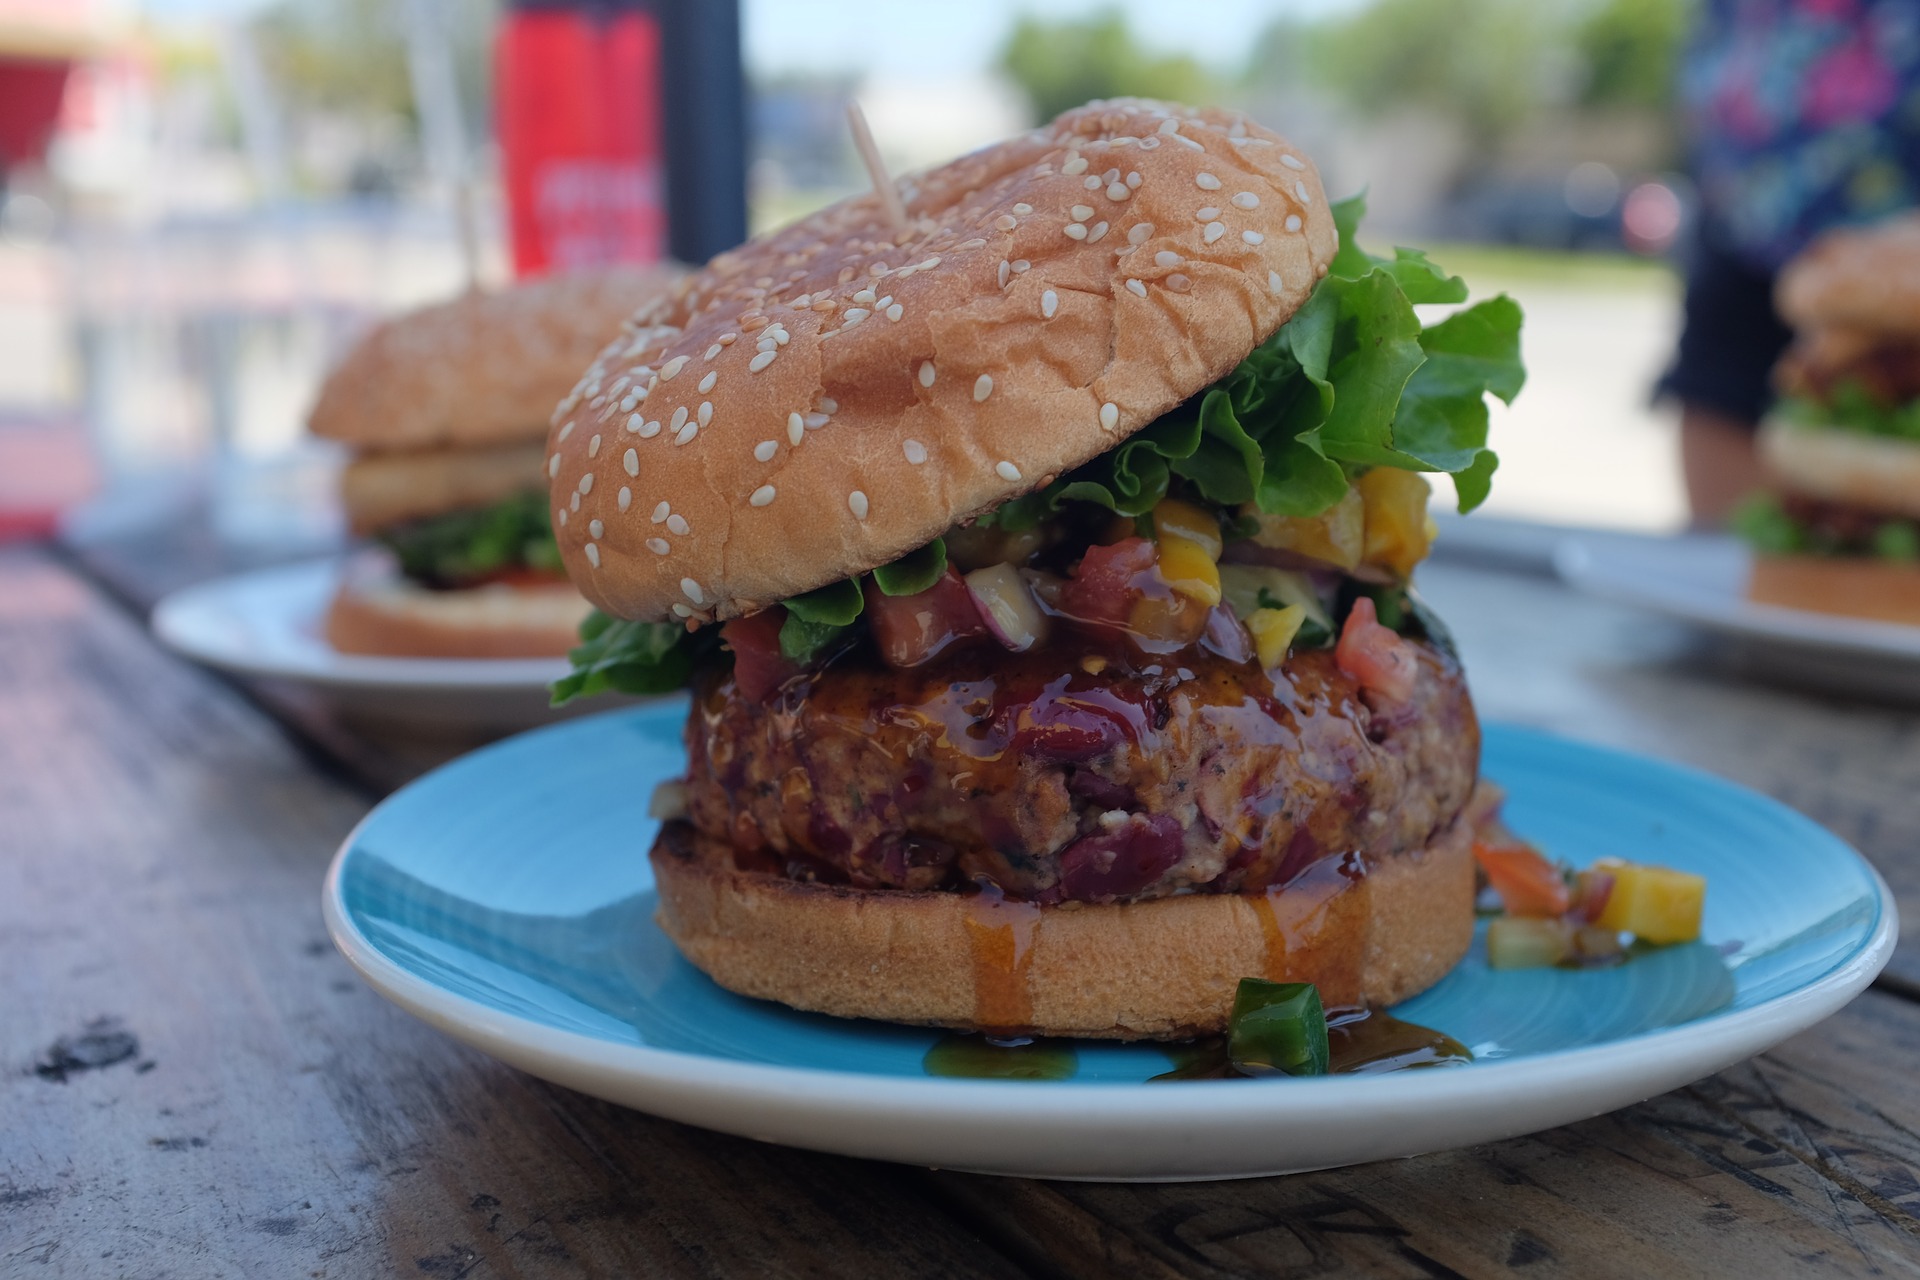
[1356,468,1434,580]
[1242,488,1364,571]
[1155,533,1221,606]
[1246,604,1305,668]
[1593,860,1706,945]
[1151,497,1223,560]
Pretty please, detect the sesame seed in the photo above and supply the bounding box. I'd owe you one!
[548,453,561,478]
[1107,182,1129,201]
[625,413,643,433]
[1166,272,1192,291]
[1295,180,1310,203]
[903,438,928,464]
[1041,289,1058,318]
[754,439,778,462]
[749,350,777,372]
[584,542,600,568]
[1100,402,1119,430]
[757,336,777,353]
[670,406,689,432]
[1173,134,1203,151]
[994,214,1017,232]
[1071,204,1093,221]
[1104,168,1120,183]
[974,374,993,402]
[1088,220,1110,242]
[589,518,604,538]
[1063,223,1088,240]
[853,288,876,305]
[1125,172,1142,189]
[1196,206,1220,220]
[919,256,940,270]
[1280,153,1306,170]
[771,326,791,345]
[618,486,632,511]
[1012,259,1030,273]
[1196,172,1222,190]
[697,401,713,426]
[652,501,670,523]
[674,424,698,445]
[681,578,704,604]
[1013,202,1033,215]
[820,397,839,413]
[1083,175,1102,190]
[647,537,669,555]
[1285,214,1303,233]
[667,514,689,535]
[788,412,805,445]
[1155,250,1182,267]
[844,308,870,323]
[661,355,689,380]
[998,261,1010,288]
[698,371,717,393]
[918,360,936,387]
[624,447,639,476]
[1128,222,1154,244]
[804,411,830,429]
[1268,270,1285,294]
[958,237,988,249]
[1232,192,1260,210]
[1062,153,1088,175]
[556,508,567,527]
[750,485,776,507]
[705,343,721,360]
[578,473,594,495]
[1204,221,1226,244]
[1159,118,1181,136]
[558,422,575,442]
[849,490,869,519]
[639,419,661,438]
[1243,230,1265,245]
[1125,278,1147,298]
[672,603,692,618]
[886,303,903,321]
[996,460,1022,482]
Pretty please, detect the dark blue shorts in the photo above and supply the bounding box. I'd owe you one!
[1654,224,1794,427]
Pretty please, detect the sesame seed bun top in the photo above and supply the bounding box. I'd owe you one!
[1777,212,1920,337]
[309,263,688,453]
[546,99,1338,624]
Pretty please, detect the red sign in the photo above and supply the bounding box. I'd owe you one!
[496,5,665,277]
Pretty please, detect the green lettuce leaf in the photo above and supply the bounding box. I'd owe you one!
[549,612,710,705]
[779,577,865,662]
[378,490,562,588]
[981,192,1521,527]
[1779,385,1920,441]
[871,537,948,595]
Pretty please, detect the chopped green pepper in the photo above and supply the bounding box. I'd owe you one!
[1226,979,1330,1077]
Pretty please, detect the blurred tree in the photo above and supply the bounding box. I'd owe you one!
[997,10,1215,124]
[1576,0,1690,111]
[1302,0,1553,148]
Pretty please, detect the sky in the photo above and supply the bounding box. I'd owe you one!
[136,0,1365,79]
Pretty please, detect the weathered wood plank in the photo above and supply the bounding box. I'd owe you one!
[0,547,1024,1279]
[922,989,1920,1279]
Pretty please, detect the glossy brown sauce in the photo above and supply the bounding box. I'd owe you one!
[964,884,1042,1032]
[1250,852,1369,993]
[1150,1007,1471,1080]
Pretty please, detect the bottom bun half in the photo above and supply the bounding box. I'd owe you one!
[324,568,591,659]
[649,799,1480,1041]
[1748,555,1920,628]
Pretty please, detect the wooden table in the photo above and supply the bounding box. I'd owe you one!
[8,520,1920,1278]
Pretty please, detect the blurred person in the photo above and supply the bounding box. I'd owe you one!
[1658,0,1920,525]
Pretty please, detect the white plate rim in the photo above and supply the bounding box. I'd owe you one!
[320,728,1898,1180]
[1555,534,1920,661]
[150,558,570,691]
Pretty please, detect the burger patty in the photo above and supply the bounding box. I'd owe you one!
[682,638,1479,904]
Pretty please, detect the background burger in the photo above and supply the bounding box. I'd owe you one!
[309,264,682,658]
[547,100,1524,1039]
[1739,213,1920,626]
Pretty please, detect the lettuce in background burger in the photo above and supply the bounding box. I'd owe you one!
[547,100,1524,1039]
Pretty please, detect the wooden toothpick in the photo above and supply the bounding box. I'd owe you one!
[846,101,909,235]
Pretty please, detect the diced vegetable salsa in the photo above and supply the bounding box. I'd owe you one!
[1226,979,1331,1077]
[1473,799,1706,970]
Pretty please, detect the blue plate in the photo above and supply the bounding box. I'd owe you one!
[325,705,1895,1180]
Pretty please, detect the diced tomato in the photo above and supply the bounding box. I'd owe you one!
[1059,537,1157,627]
[1474,839,1572,918]
[722,609,794,701]
[864,569,989,669]
[1335,596,1418,701]
[1569,869,1615,925]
